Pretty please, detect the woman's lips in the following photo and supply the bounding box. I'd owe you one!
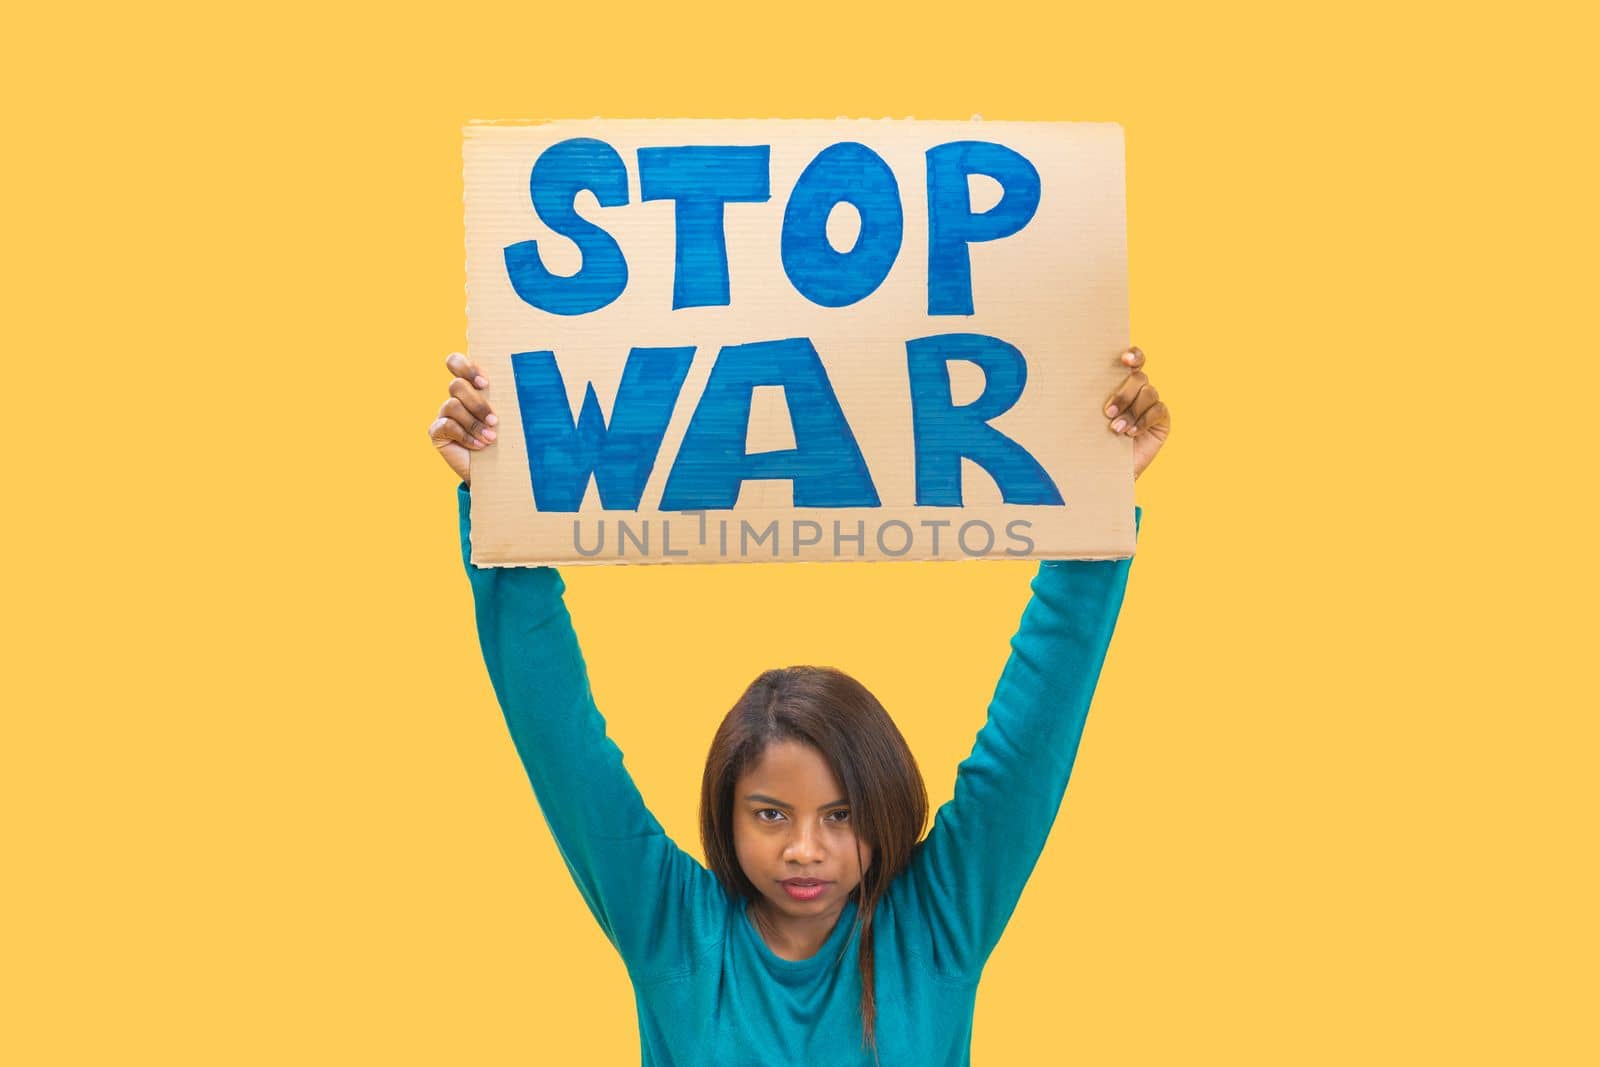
[781,879,829,902]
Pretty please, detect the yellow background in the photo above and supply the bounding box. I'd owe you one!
[5,2,1594,1063]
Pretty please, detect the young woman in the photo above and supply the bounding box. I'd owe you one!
[429,348,1170,1065]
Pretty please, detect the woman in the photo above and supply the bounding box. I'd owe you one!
[429,348,1170,1065]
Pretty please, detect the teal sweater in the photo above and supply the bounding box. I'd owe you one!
[459,485,1138,1065]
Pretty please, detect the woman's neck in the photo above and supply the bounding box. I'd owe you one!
[750,898,851,961]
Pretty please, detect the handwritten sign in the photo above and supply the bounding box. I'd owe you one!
[464,119,1133,565]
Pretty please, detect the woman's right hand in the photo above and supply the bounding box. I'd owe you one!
[428,352,498,486]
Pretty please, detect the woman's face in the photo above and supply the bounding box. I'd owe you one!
[733,740,872,925]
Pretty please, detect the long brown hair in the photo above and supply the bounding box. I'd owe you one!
[700,666,928,1051]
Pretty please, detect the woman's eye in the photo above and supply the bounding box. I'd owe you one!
[827,809,851,823]
[755,809,785,823]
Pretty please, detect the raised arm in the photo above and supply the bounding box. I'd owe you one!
[894,344,1169,978]
[458,485,724,976]
[436,351,722,978]
[898,516,1139,977]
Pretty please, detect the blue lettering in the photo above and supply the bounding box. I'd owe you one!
[511,346,695,511]
[925,142,1041,315]
[660,338,880,510]
[906,333,1062,506]
[503,138,631,315]
[781,142,904,308]
[638,145,772,309]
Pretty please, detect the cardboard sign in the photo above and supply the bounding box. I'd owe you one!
[463,119,1133,566]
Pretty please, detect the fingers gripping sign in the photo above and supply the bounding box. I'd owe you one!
[429,353,499,486]
[1103,347,1171,480]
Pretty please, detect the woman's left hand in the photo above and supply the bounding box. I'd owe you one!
[1104,346,1171,479]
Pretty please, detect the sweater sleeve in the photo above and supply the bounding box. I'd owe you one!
[456,484,723,979]
[898,508,1140,978]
